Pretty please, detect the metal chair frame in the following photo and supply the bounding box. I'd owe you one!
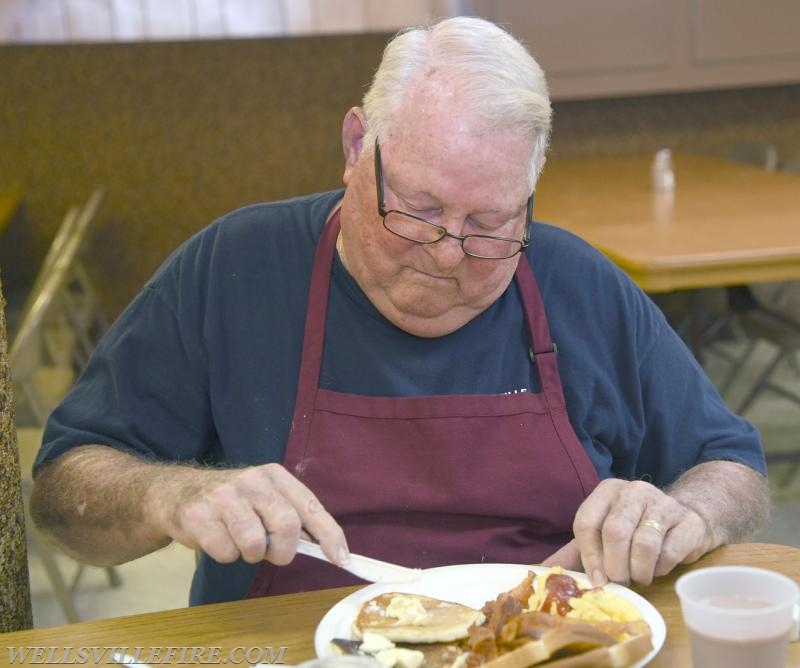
[10,188,120,623]
[708,143,800,488]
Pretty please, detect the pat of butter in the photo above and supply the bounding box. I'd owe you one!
[374,648,425,668]
[450,653,469,668]
[359,633,396,654]
[385,595,432,626]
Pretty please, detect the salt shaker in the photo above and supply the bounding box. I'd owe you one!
[651,148,675,192]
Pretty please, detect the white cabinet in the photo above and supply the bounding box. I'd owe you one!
[469,0,800,100]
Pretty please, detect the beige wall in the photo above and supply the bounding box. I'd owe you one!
[1,34,799,319]
[472,0,800,100]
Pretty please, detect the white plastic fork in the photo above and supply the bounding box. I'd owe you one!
[295,538,422,584]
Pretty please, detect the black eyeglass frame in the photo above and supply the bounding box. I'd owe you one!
[374,139,533,260]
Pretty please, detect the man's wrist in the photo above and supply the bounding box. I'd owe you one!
[678,498,720,549]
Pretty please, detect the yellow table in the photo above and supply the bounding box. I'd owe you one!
[535,153,800,293]
[0,543,797,667]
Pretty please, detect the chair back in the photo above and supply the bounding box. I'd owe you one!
[5,189,118,624]
[10,189,105,424]
[20,206,80,317]
[0,273,34,631]
[14,189,105,359]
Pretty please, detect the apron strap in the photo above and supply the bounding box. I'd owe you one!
[286,210,341,476]
[515,255,567,411]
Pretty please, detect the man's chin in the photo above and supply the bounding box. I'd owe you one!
[386,301,481,338]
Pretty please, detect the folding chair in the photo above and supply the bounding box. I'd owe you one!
[10,220,83,424]
[9,189,121,622]
[768,155,800,307]
[714,148,800,487]
[701,142,784,360]
[713,146,800,394]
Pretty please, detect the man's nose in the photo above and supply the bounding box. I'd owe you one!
[427,227,467,271]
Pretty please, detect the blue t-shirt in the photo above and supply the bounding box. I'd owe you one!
[39,189,765,605]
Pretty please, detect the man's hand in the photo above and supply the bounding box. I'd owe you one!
[542,462,769,587]
[542,478,711,586]
[31,446,348,568]
[150,462,348,566]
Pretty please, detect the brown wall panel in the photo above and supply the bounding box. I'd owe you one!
[0,33,388,314]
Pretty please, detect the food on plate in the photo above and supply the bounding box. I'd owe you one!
[467,569,652,668]
[331,634,466,668]
[353,593,487,642]
[527,567,645,623]
[332,569,653,668]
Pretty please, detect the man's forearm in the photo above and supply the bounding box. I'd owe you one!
[30,445,182,565]
[31,446,349,571]
[666,460,770,548]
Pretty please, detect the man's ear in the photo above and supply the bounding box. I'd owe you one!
[342,107,367,186]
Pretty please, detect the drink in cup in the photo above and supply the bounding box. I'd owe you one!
[676,566,799,668]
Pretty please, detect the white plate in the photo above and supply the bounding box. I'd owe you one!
[314,563,666,667]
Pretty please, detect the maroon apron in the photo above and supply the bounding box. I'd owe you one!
[248,210,599,597]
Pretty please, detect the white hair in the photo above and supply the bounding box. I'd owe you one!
[362,16,552,187]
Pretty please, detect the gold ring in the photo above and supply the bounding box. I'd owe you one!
[641,519,667,536]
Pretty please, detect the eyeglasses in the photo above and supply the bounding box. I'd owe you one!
[374,139,533,260]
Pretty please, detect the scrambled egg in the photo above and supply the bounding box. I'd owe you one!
[527,566,573,612]
[526,567,642,622]
[566,589,642,622]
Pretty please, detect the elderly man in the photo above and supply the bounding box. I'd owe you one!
[31,17,768,604]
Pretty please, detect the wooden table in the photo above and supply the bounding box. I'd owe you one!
[534,153,800,293]
[1,543,797,667]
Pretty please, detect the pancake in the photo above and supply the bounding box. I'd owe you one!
[353,593,485,643]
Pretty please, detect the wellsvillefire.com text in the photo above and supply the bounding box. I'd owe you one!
[7,647,288,665]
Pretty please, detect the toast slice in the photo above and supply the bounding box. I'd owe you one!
[475,621,619,668]
[467,572,654,668]
[528,632,653,667]
[335,615,651,668]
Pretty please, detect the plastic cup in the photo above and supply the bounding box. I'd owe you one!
[676,566,799,668]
